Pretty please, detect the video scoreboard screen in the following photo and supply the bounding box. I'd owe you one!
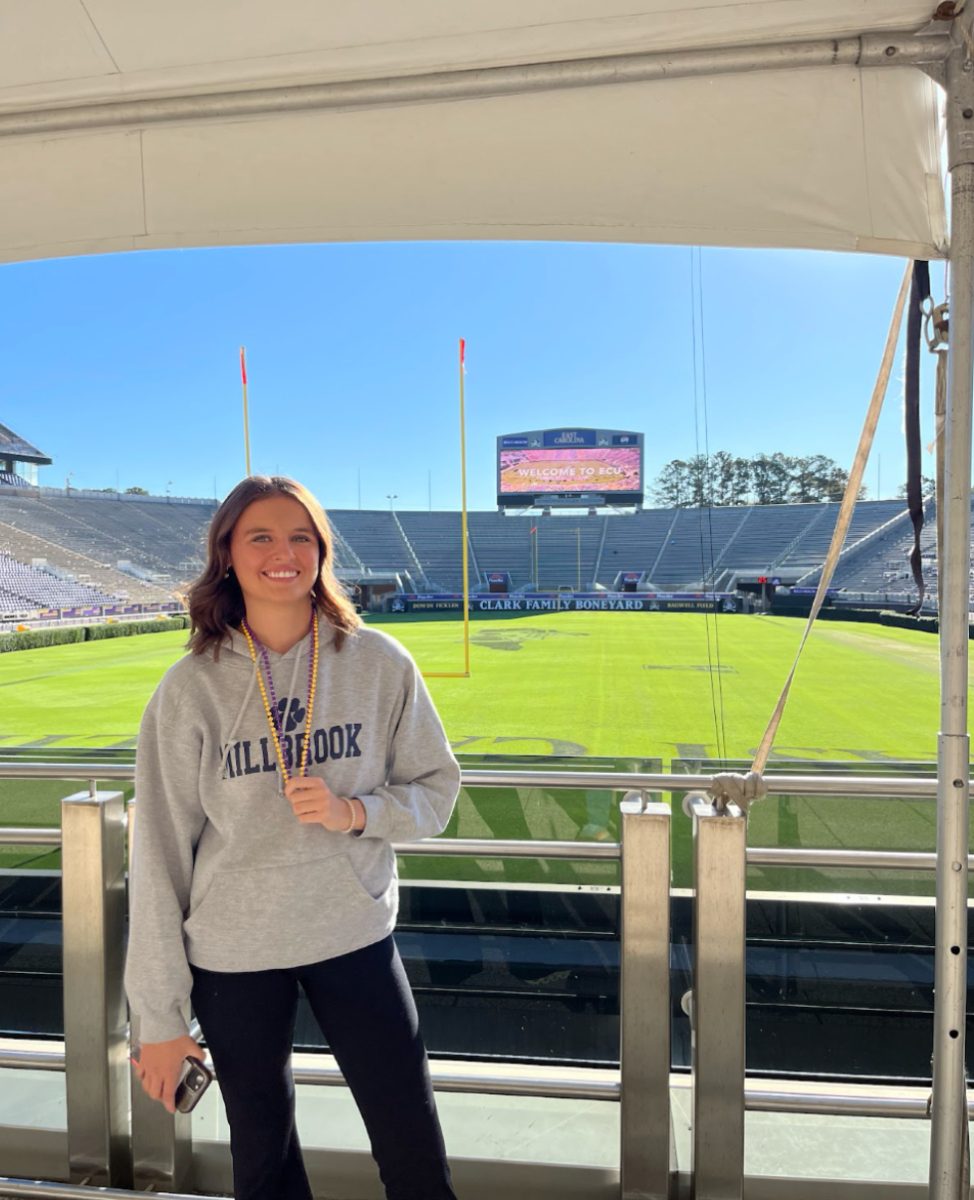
[496,428,643,507]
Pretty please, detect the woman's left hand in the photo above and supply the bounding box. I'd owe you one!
[284,776,359,832]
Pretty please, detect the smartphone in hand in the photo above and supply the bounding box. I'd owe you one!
[174,1056,214,1113]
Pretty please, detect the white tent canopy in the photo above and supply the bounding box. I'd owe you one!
[0,0,948,264]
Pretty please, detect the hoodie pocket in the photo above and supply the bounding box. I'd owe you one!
[184,853,393,948]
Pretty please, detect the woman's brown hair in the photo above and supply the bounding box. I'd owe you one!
[187,476,362,657]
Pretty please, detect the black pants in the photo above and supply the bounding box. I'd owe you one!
[191,936,456,1200]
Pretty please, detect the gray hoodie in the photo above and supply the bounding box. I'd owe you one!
[124,620,460,1044]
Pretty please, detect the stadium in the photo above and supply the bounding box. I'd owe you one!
[0,422,941,622]
[0,5,971,1200]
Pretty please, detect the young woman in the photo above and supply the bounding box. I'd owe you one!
[125,475,460,1200]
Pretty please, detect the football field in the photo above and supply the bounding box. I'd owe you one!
[0,612,960,894]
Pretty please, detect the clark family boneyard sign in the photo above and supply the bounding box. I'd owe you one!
[391,593,740,613]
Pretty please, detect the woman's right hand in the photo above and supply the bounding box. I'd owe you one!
[131,1035,203,1113]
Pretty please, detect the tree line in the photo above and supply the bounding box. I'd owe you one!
[649,452,863,508]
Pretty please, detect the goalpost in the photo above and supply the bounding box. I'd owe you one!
[423,337,472,680]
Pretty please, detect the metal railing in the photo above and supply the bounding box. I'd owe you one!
[0,761,963,1200]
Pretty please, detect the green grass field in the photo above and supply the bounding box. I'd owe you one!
[0,612,961,896]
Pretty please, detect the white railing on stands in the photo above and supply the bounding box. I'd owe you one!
[2,484,217,506]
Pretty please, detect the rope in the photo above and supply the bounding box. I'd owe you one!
[689,247,727,759]
[749,261,913,776]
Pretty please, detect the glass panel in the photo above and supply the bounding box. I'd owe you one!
[0,866,63,1038]
[294,755,659,1065]
[670,758,964,1083]
[0,764,65,1040]
[401,753,661,887]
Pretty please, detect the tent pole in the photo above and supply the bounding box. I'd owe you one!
[0,33,949,138]
[929,31,974,1200]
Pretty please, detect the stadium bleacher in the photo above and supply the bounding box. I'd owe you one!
[0,484,959,610]
[777,499,907,580]
[396,511,466,590]
[711,504,821,578]
[466,512,533,591]
[0,552,117,611]
[0,492,212,580]
[645,506,751,588]
[326,510,413,577]
[828,499,970,601]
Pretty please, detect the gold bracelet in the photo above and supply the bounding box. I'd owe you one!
[339,796,357,834]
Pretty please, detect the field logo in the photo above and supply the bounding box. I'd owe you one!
[471,627,587,652]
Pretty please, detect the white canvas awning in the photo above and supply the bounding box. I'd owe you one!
[0,0,949,263]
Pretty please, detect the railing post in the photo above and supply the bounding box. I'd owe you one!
[129,1030,194,1190]
[60,787,132,1187]
[620,791,674,1199]
[688,795,746,1200]
[127,801,193,1191]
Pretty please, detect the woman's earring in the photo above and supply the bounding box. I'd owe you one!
[224,566,232,579]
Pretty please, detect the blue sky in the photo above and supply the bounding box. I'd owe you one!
[0,241,935,512]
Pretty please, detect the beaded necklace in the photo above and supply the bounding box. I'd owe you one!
[239,608,319,784]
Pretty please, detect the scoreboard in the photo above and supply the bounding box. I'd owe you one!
[496,428,643,508]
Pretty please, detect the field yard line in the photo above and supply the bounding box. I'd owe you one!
[808,626,939,676]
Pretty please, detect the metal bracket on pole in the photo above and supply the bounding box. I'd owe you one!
[929,29,974,1200]
[61,788,132,1188]
[687,793,746,1200]
[126,802,193,1192]
[620,790,675,1200]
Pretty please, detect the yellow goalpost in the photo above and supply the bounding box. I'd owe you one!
[424,337,472,679]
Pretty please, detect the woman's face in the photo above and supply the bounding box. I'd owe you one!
[227,494,321,610]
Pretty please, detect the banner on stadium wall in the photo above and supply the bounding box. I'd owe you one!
[391,592,739,613]
[23,602,184,622]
